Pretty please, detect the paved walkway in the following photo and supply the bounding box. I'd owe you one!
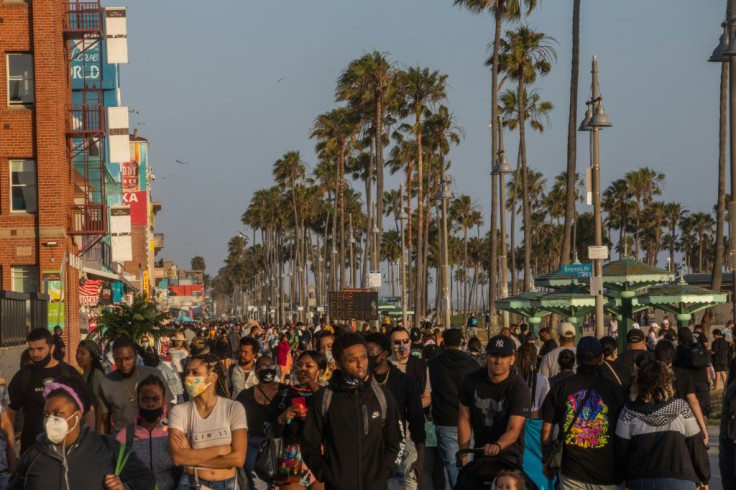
[708,423,723,490]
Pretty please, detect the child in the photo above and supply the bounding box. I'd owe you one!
[494,469,528,490]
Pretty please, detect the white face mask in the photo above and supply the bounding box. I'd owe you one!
[44,412,79,444]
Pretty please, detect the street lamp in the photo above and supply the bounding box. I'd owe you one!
[397,184,409,328]
[579,55,611,340]
[711,5,736,325]
[492,115,513,329]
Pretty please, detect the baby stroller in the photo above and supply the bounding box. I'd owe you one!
[454,449,540,490]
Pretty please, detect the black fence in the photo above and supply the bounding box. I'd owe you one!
[0,291,50,347]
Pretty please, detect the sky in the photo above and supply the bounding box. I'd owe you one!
[117,0,726,275]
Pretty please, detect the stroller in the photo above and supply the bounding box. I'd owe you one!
[454,449,540,490]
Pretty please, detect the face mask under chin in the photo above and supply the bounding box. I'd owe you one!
[34,352,53,368]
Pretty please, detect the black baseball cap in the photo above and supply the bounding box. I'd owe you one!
[486,335,516,356]
[627,329,645,343]
[576,336,603,359]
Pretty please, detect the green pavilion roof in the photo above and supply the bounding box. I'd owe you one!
[535,270,580,289]
[638,282,728,306]
[601,258,674,291]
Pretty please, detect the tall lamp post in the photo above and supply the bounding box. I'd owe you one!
[579,55,612,339]
[493,116,513,329]
[440,168,452,329]
[398,183,409,328]
[710,3,736,324]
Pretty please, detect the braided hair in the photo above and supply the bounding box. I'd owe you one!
[192,352,231,398]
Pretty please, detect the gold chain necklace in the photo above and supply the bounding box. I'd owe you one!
[121,369,140,404]
[373,369,390,386]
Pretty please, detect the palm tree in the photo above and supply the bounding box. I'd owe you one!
[713,50,729,290]
[561,0,581,266]
[336,52,396,267]
[623,167,665,260]
[690,212,716,273]
[450,195,483,321]
[453,0,537,326]
[395,66,448,318]
[663,202,686,272]
[491,27,556,290]
[311,108,360,289]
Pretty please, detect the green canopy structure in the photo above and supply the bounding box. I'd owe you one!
[495,287,550,326]
[637,280,728,327]
[533,286,596,327]
[535,269,580,290]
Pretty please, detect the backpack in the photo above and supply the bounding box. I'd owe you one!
[687,342,709,369]
[321,382,387,426]
[469,316,478,327]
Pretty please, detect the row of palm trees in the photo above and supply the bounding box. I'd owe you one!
[208,0,726,324]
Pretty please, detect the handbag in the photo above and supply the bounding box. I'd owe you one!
[546,388,589,470]
[254,422,284,482]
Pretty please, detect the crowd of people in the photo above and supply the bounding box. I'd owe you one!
[0,315,730,489]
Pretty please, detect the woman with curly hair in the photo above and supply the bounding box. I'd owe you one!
[615,359,709,490]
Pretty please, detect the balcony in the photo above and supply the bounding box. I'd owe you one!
[64,1,103,39]
[67,103,105,137]
[70,204,106,235]
[154,233,165,253]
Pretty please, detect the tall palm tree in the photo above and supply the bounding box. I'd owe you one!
[561,0,581,266]
[395,66,448,318]
[491,26,556,290]
[690,212,716,273]
[453,0,537,327]
[336,52,395,268]
[623,167,665,260]
[450,195,483,321]
[311,108,360,289]
[713,51,729,290]
[663,202,686,272]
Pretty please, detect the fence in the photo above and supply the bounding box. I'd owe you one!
[0,291,49,347]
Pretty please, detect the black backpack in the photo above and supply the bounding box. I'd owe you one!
[687,342,709,369]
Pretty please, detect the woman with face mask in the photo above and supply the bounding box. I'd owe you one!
[168,353,247,490]
[115,375,178,490]
[275,351,327,490]
[9,376,155,490]
[236,356,290,490]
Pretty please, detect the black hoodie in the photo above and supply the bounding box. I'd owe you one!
[301,370,404,490]
[427,348,478,426]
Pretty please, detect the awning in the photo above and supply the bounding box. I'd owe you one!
[82,267,139,291]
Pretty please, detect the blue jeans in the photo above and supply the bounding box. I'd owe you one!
[628,479,695,490]
[177,473,236,490]
[0,473,8,490]
[435,425,461,488]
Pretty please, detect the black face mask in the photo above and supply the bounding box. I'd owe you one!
[34,352,52,368]
[139,407,164,423]
[368,354,381,374]
[257,367,277,383]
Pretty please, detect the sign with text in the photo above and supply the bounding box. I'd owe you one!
[588,245,610,260]
[123,190,147,225]
[561,263,593,278]
[329,290,378,322]
[590,276,604,296]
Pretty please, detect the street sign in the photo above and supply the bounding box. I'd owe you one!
[588,245,609,260]
[368,272,382,288]
[561,263,593,278]
[590,276,604,296]
[382,296,400,302]
[328,290,378,321]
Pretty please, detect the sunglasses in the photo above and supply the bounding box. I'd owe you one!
[393,339,410,345]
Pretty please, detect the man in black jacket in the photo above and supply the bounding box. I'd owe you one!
[302,332,404,490]
[427,328,478,488]
[365,333,425,490]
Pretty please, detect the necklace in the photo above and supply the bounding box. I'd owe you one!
[373,369,390,386]
[121,369,140,404]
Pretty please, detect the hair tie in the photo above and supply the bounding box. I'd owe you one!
[43,382,84,412]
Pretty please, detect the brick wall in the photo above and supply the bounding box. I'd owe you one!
[0,1,81,361]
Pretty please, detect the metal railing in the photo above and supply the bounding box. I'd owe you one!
[70,204,106,235]
[68,103,104,135]
[64,1,103,35]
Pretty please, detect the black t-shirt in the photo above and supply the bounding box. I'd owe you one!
[539,339,558,358]
[540,367,627,485]
[459,368,531,466]
[236,383,290,438]
[672,367,695,399]
[616,348,652,374]
[8,362,82,453]
[601,360,633,392]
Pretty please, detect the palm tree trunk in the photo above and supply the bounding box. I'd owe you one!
[405,168,414,310]
[510,142,521,294]
[415,110,425,320]
[463,227,469,322]
[561,0,581,266]
[519,77,531,291]
[339,145,346,290]
[712,60,728,291]
[489,4,503,330]
[375,94,385,270]
[363,138,374,288]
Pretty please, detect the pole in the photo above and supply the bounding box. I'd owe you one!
[728,0,736,324]
[400,184,408,328]
[441,170,452,329]
[591,56,605,338]
[497,116,510,329]
[349,215,355,288]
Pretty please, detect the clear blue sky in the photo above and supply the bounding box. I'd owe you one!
[119,0,725,273]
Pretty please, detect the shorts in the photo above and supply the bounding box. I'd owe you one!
[278,444,316,487]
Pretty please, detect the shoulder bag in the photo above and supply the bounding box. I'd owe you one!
[546,388,589,470]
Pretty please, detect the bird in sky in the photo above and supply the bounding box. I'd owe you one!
[277,77,286,83]
[176,159,189,165]
[129,108,140,115]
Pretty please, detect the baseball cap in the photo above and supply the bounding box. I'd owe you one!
[627,329,646,343]
[649,322,660,330]
[558,322,576,338]
[662,319,670,325]
[577,336,603,359]
[485,335,516,356]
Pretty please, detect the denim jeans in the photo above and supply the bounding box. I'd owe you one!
[435,425,463,488]
[0,473,8,490]
[627,479,695,490]
[177,473,236,490]
[244,436,270,490]
[387,437,418,490]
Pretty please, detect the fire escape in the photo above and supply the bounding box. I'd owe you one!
[64,1,106,253]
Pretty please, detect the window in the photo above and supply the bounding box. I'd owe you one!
[10,159,37,212]
[11,266,38,293]
[7,53,34,106]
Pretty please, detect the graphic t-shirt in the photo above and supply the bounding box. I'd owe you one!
[169,397,247,465]
[8,362,83,452]
[111,281,125,303]
[540,369,627,484]
[459,369,531,466]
